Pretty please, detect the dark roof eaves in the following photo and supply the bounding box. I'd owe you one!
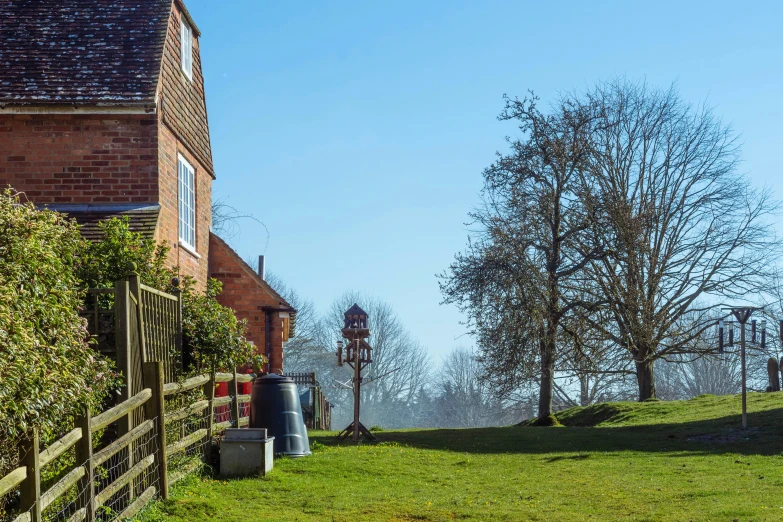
[42,203,160,213]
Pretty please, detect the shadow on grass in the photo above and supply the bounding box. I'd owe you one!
[311,408,783,457]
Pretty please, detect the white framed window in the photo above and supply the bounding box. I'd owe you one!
[180,17,193,80]
[178,154,196,251]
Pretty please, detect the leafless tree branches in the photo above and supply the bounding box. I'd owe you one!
[439,93,605,420]
[582,79,780,400]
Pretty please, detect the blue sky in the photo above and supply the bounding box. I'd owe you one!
[187,0,782,363]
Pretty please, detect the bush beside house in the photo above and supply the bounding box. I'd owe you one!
[77,216,176,292]
[182,278,264,375]
[0,191,118,511]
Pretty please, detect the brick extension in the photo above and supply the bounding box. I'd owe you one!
[209,233,295,375]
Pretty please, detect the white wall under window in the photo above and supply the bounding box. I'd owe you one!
[178,154,196,251]
[180,17,193,80]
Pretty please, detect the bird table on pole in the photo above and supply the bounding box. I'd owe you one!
[719,307,767,429]
[336,304,376,442]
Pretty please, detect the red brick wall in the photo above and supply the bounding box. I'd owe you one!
[0,114,158,203]
[157,121,211,289]
[209,233,289,374]
[0,111,211,290]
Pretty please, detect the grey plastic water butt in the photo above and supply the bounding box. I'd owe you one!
[250,373,311,457]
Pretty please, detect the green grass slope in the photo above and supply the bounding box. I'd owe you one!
[553,392,783,428]
[140,392,783,522]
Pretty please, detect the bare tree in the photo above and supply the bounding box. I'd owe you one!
[678,355,742,397]
[212,197,269,249]
[440,94,604,422]
[583,79,779,401]
[553,334,635,407]
[433,347,521,427]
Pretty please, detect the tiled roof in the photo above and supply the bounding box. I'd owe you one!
[43,203,160,241]
[0,0,171,106]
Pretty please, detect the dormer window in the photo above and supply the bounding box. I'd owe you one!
[180,17,193,80]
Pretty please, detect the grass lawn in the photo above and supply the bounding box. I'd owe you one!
[139,392,783,521]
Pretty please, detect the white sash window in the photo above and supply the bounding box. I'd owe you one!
[178,154,196,250]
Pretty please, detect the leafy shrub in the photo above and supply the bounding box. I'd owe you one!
[0,191,117,501]
[182,278,265,374]
[77,216,176,290]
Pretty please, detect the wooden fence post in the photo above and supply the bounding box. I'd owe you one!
[75,410,95,522]
[319,388,325,429]
[115,276,133,431]
[128,266,146,372]
[143,361,169,500]
[171,278,184,374]
[204,372,216,460]
[228,370,241,428]
[119,267,142,500]
[19,429,41,522]
[312,387,319,429]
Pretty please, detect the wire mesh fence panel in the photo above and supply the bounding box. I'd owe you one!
[92,419,159,522]
[41,453,90,522]
[1,369,238,522]
[0,420,159,522]
[164,393,210,482]
[214,404,233,427]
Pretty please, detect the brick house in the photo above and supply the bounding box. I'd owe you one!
[0,0,294,374]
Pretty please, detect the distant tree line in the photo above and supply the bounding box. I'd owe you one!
[260,273,523,429]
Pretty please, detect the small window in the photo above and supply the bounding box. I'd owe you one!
[178,154,196,250]
[180,17,193,80]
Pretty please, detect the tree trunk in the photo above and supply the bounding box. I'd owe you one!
[538,334,556,418]
[635,358,656,401]
[579,374,589,407]
[538,261,559,420]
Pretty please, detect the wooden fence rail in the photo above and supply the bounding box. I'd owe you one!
[1,363,255,522]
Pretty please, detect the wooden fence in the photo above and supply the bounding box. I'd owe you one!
[287,373,331,430]
[0,362,253,522]
[139,283,182,384]
[308,386,331,431]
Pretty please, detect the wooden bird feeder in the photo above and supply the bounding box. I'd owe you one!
[336,303,376,442]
